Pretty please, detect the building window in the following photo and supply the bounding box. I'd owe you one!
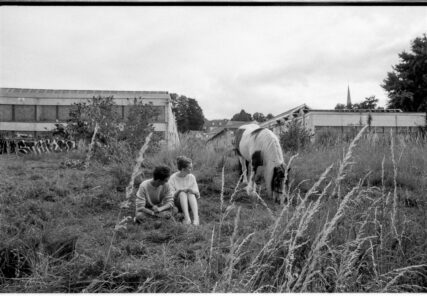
[0,104,13,121]
[123,105,165,122]
[37,105,57,122]
[58,106,72,121]
[15,105,36,122]
[152,106,165,122]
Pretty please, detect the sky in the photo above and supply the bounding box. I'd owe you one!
[1,6,426,120]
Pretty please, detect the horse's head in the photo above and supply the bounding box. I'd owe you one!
[272,164,290,204]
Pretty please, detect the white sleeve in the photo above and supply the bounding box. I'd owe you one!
[168,174,177,194]
[190,174,200,195]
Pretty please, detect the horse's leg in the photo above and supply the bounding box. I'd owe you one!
[245,160,254,194]
[239,156,248,184]
[248,151,262,195]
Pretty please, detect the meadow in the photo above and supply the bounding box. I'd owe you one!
[1,129,426,292]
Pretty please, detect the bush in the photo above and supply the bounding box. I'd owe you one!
[279,120,312,152]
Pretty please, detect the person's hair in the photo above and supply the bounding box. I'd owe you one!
[153,166,171,181]
[177,156,192,171]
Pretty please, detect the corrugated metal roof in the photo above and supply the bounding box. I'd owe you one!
[260,104,310,127]
[0,87,170,99]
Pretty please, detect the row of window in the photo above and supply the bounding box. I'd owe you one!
[0,105,166,122]
[0,130,167,139]
[314,126,420,134]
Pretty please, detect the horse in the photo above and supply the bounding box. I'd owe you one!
[234,123,289,204]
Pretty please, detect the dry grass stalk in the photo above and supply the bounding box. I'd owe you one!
[332,125,368,199]
[389,130,403,254]
[280,181,333,292]
[381,264,427,292]
[252,191,275,221]
[217,166,226,245]
[219,166,225,211]
[284,153,299,197]
[243,199,290,283]
[369,239,379,280]
[84,122,100,170]
[229,173,244,204]
[335,216,374,292]
[121,132,153,209]
[207,225,215,280]
[294,182,362,292]
[106,133,153,269]
[222,206,242,290]
[243,163,335,291]
[381,155,386,196]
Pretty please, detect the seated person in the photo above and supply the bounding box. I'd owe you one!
[135,166,176,222]
[169,156,200,225]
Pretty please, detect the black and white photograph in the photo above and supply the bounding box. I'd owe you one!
[0,3,426,293]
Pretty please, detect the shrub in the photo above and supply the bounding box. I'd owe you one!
[279,120,312,152]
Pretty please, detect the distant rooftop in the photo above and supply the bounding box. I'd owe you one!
[0,87,170,99]
[309,109,403,113]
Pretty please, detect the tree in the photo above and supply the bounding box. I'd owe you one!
[170,93,205,133]
[382,34,427,112]
[266,113,274,120]
[66,96,157,155]
[252,112,267,122]
[231,109,252,121]
[359,96,379,109]
[119,101,157,152]
[66,96,121,142]
[334,103,346,110]
[351,96,379,110]
[187,98,205,131]
[279,119,312,152]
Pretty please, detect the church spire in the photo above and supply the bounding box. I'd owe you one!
[346,85,352,109]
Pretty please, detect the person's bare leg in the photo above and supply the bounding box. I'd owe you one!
[179,192,191,224]
[188,194,199,225]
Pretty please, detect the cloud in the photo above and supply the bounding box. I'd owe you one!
[1,6,426,119]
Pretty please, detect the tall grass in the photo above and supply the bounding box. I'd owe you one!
[1,128,426,292]
[208,126,427,292]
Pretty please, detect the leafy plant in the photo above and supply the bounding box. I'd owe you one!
[279,120,312,152]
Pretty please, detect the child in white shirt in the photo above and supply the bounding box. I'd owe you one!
[169,156,200,225]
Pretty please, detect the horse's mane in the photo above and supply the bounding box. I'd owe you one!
[250,127,265,139]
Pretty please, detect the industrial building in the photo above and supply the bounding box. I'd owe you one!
[260,104,426,137]
[0,87,180,149]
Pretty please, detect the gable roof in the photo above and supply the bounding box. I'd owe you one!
[260,104,310,127]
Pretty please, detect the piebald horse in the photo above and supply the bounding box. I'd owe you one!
[234,124,288,204]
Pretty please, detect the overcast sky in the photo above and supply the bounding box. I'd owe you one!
[1,6,426,119]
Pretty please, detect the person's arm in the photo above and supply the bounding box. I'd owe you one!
[169,174,184,198]
[136,185,154,215]
[187,174,200,199]
[156,184,174,212]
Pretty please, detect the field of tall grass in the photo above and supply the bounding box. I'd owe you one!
[1,129,426,292]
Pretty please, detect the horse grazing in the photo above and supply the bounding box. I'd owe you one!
[234,123,288,204]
